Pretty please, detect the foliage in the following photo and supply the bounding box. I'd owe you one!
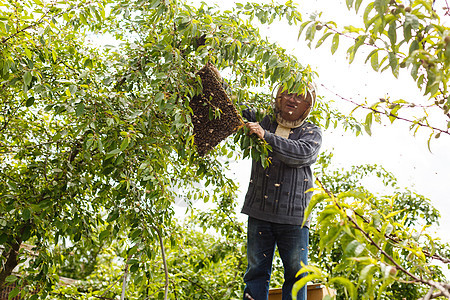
[299,0,450,142]
[1,0,449,299]
[50,212,247,300]
[300,176,449,299]
[300,152,449,299]
[0,0,347,299]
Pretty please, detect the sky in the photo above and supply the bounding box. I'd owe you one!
[181,0,450,275]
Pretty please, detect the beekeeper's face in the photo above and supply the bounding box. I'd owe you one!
[278,91,312,122]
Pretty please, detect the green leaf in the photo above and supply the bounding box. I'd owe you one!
[24,47,32,59]
[363,2,375,25]
[107,209,119,222]
[155,92,164,106]
[5,275,17,283]
[315,32,333,48]
[355,0,363,12]
[388,52,398,77]
[97,138,104,153]
[329,277,357,299]
[360,264,375,281]
[52,49,57,62]
[134,274,144,285]
[80,13,88,25]
[389,104,401,123]
[26,97,35,107]
[292,273,322,300]
[23,71,32,86]
[445,43,450,60]
[388,20,397,46]
[130,228,142,240]
[367,50,379,71]
[298,20,312,39]
[303,192,329,226]
[69,84,77,95]
[305,23,317,42]
[348,36,365,64]
[120,137,130,151]
[364,112,373,135]
[373,0,387,15]
[268,55,278,68]
[99,229,109,242]
[405,13,419,30]
[8,287,20,300]
[345,240,365,257]
[84,58,93,68]
[382,223,394,236]
[331,33,340,54]
[346,0,354,9]
[130,263,140,273]
[411,62,419,80]
[105,149,121,159]
[344,25,363,33]
[409,40,419,55]
[319,225,343,251]
[22,208,31,221]
[74,231,81,242]
[385,209,404,219]
[403,23,412,41]
[76,102,85,117]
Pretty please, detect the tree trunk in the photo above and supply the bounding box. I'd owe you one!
[0,238,22,288]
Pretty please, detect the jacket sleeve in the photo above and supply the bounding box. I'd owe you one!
[263,125,322,168]
[241,107,256,122]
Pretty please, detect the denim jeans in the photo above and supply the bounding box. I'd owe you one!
[243,217,309,300]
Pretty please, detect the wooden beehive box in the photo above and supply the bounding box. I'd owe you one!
[189,63,244,156]
[269,284,336,300]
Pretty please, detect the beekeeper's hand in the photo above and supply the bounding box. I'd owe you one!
[246,122,265,139]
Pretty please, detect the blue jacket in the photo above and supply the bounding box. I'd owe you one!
[241,114,322,226]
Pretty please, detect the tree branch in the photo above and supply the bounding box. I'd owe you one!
[421,286,435,300]
[1,1,93,45]
[120,264,128,300]
[320,84,450,135]
[0,232,24,288]
[99,274,123,298]
[1,0,55,45]
[422,250,450,264]
[317,178,421,281]
[177,273,215,300]
[99,248,136,299]
[315,177,450,298]
[153,225,169,300]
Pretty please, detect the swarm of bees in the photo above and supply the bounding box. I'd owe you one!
[190,63,244,156]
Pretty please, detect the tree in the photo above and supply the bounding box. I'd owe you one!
[303,152,448,300]
[0,0,449,299]
[0,0,338,298]
[299,0,450,140]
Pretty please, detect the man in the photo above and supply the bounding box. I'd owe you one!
[242,82,322,300]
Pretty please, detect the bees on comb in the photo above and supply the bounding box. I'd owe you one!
[189,63,244,156]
